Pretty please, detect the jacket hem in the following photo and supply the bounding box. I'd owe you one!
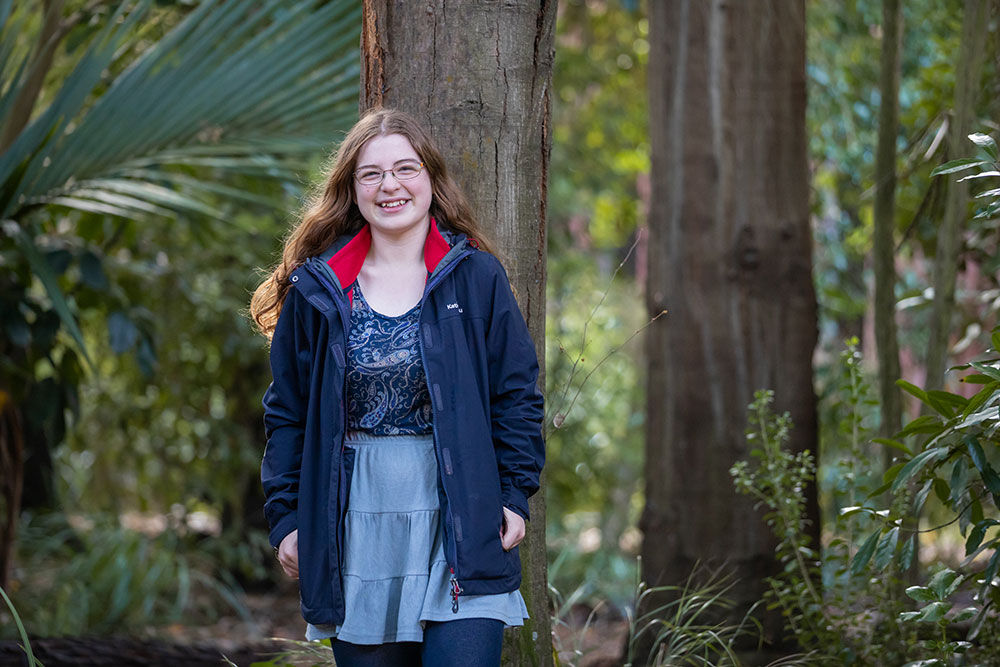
[457,571,522,596]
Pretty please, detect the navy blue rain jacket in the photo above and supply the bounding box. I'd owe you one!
[261,221,545,626]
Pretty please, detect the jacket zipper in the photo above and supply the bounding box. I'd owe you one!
[449,567,463,613]
[417,247,474,610]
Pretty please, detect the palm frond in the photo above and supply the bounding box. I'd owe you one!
[0,0,361,360]
[2,0,360,220]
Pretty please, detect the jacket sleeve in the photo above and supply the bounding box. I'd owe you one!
[261,289,308,548]
[485,258,545,521]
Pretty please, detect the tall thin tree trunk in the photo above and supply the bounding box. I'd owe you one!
[360,3,556,664]
[641,0,817,658]
[873,0,903,437]
[0,400,24,590]
[925,0,989,391]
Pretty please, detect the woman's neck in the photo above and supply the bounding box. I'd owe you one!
[366,221,429,269]
[357,221,430,316]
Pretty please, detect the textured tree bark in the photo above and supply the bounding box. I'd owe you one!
[0,400,23,590]
[360,2,556,664]
[641,0,817,657]
[925,0,989,392]
[873,0,903,437]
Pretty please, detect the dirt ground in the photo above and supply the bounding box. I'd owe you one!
[168,581,629,666]
[1,581,628,667]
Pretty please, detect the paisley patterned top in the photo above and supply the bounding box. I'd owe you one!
[345,281,433,435]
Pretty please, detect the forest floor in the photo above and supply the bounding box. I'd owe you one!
[145,580,629,667]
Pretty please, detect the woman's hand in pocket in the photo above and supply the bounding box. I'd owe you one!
[499,507,525,551]
[277,529,299,578]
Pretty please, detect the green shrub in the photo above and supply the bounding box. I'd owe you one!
[5,512,250,637]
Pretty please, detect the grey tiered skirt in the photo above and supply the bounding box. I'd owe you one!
[305,432,528,645]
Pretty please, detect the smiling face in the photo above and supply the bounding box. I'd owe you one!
[353,133,433,239]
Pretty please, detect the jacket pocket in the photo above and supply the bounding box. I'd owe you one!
[339,446,357,572]
[343,446,357,507]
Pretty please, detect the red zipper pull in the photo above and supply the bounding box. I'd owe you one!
[449,567,462,613]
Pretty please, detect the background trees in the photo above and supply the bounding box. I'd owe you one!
[640,0,817,647]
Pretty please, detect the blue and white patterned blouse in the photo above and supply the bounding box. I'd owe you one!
[345,281,433,434]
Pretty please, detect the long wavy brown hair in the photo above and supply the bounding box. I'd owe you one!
[250,108,498,339]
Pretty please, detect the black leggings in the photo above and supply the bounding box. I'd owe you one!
[330,617,505,667]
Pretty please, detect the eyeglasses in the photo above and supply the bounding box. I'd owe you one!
[354,159,425,186]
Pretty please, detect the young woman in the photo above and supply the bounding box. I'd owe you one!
[251,108,545,666]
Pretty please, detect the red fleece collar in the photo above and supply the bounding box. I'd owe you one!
[326,218,452,290]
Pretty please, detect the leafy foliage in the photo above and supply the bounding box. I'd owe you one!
[730,391,835,655]
[809,0,999,367]
[4,512,249,637]
[551,0,648,250]
[0,0,359,513]
[853,326,1000,661]
[545,247,646,605]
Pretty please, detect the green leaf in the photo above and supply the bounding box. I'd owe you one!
[930,157,992,176]
[953,607,978,623]
[992,329,1000,353]
[839,506,874,519]
[979,550,1000,600]
[850,528,881,576]
[966,436,1000,495]
[914,479,934,514]
[961,383,998,420]
[905,586,938,603]
[969,132,998,160]
[918,601,952,623]
[968,361,1000,382]
[928,568,961,599]
[897,379,929,402]
[925,390,967,417]
[874,527,899,570]
[896,414,945,438]
[965,520,999,555]
[958,170,1000,181]
[12,227,92,366]
[959,373,993,384]
[974,187,1000,199]
[891,447,949,493]
[971,498,985,525]
[970,605,991,640]
[932,477,950,503]
[899,535,916,571]
[872,437,911,455]
[950,458,968,509]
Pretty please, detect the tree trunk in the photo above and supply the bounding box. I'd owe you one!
[360,2,556,664]
[873,0,903,437]
[925,0,989,391]
[641,0,817,657]
[0,400,23,590]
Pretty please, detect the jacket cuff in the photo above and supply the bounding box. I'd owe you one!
[268,512,298,549]
[502,487,530,522]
